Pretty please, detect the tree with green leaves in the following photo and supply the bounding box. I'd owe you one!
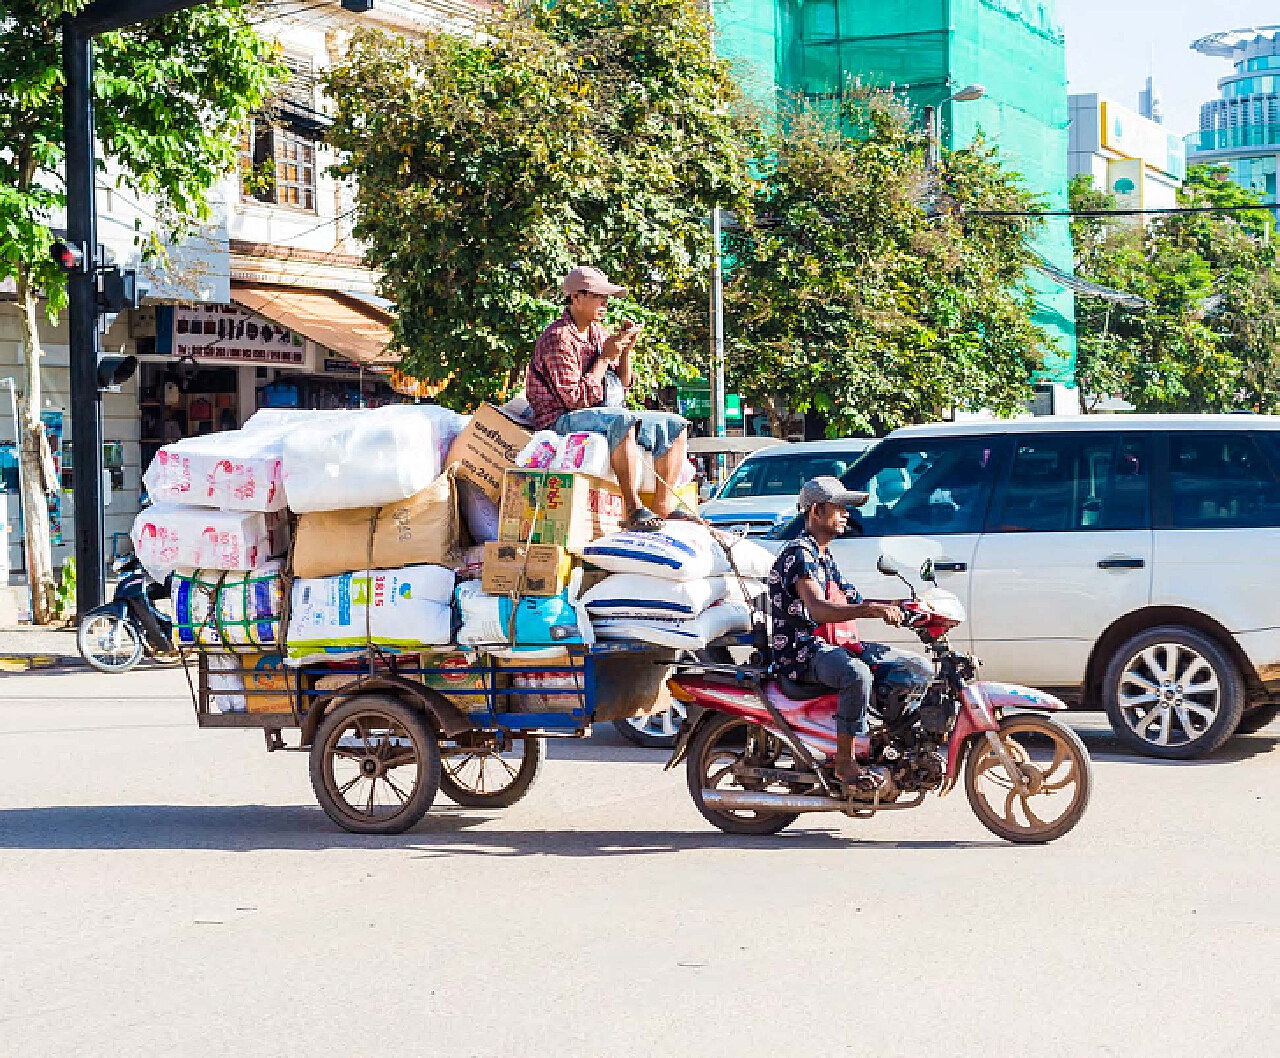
[0,1,279,621]
[1070,166,1280,414]
[325,0,756,410]
[724,92,1049,437]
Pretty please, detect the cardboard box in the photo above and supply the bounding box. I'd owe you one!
[446,403,533,503]
[208,652,292,714]
[497,468,699,554]
[481,541,573,597]
[292,470,463,580]
[419,649,496,710]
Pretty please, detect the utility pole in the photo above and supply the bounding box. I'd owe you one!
[709,206,726,440]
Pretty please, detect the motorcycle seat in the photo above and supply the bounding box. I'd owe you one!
[776,675,833,701]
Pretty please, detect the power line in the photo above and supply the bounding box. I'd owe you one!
[969,205,1273,218]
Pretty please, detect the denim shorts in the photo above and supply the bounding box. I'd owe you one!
[555,408,689,458]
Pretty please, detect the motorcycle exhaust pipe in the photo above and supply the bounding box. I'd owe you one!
[701,789,840,813]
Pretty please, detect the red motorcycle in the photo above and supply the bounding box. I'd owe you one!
[665,556,1093,844]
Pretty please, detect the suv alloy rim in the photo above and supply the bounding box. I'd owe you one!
[1116,642,1221,748]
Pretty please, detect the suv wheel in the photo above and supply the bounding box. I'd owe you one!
[1103,625,1245,759]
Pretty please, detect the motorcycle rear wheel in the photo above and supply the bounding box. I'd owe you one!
[687,713,801,836]
[964,714,1092,845]
[78,612,144,674]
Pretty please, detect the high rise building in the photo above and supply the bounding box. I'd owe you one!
[1186,26,1280,208]
[1138,75,1163,124]
[714,0,1077,384]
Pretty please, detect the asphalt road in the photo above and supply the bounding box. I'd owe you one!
[2,665,1278,1058]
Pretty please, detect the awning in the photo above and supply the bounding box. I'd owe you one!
[230,283,399,367]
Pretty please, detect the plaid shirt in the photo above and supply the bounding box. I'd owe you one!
[526,310,608,430]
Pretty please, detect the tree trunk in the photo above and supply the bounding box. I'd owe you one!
[14,267,58,625]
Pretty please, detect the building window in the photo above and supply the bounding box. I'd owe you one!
[240,120,317,212]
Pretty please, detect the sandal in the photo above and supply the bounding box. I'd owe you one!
[834,761,886,793]
[665,507,699,523]
[624,506,664,532]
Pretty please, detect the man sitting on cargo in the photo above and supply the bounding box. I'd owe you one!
[526,265,691,532]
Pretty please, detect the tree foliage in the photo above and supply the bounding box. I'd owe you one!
[326,0,756,409]
[724,93,1049,436]
[1070,167,1280,413]
[0,0,279,620]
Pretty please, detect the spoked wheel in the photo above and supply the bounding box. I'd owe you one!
[964,714,1092,844]
[309,696,440,834]
[613,703,688,749]
[439,732,543,808]
[77,612,144,673]
[686,712,802,836]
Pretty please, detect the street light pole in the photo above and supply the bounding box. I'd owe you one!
[710,206,726,439]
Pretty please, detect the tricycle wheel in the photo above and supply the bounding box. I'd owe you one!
[309,695,440,834]
[439,733,543,808]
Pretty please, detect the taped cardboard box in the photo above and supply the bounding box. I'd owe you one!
[292,470,463,580]
[446,403,533,504]
[481,541,573,597]
[497,469,699,554]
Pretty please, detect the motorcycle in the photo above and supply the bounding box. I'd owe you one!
[77,554,175,674]
[665,555,1093,844]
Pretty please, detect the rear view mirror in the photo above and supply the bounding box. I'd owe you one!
[876,554,900,577]
[920,558,936,583]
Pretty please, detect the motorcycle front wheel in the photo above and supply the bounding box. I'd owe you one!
[964,714,1092,844]
[78,611,145,674]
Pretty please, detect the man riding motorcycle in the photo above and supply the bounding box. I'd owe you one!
[767,477,932,790]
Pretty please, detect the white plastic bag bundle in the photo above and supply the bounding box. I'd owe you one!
[131,503,280,579]
[286,564,455,661]
[582,520,719,581]
[515,431,563,470]
[582,573,729,619]
[458,479,500,543]
[555,432,611,477]
[281,405,461,513]
[593,601,752,651]
[143,429,288,512]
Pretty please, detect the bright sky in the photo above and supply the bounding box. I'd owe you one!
[1057,1,1279,135]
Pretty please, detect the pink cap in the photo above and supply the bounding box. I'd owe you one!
[561,265,626,297]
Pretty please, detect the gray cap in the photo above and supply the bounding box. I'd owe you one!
[798,476,870,512]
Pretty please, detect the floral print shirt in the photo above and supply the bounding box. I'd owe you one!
[767,531,861,679]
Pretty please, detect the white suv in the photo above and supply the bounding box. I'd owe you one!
[766,415,1280,759]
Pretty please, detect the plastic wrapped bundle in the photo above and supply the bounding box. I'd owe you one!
[172,561,285,648]
[281,405,465,513]
[286,564,456,661]
[131,504,283,580]
[143,429,289,512]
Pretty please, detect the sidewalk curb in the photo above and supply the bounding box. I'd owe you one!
[0,654,87,673]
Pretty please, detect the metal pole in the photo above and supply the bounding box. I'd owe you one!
[710,206,726,440]
[63,18,105,614]
[2,379,33,614]
[923,104,940,173]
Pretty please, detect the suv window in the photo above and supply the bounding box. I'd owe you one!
[1163,432,1280,529]
[836,437,1003,536]
[718,451,866,499]
[987,433,1150,533]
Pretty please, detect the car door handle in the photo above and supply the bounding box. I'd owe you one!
[1098,556,1145,570]
[934,560,968,572]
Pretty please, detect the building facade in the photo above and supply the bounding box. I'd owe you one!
[1,0,482,586]
[1186,26,1280,208]
[1069,94,1186,218]
[714,0,1078,389]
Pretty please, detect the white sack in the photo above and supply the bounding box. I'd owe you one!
[286,564,455,660]
[713,535,776,579]
[582,520,719,581]
[143,429,289,512]
[515,431,563,470]
[582,573,730,619]
[593,601,752,651]
[458,479,500,543]
[281,405,461,513]
[456,569,593,648]
[555,432,611,478]
[131,503,280,580]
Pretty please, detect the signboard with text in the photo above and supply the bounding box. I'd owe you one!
[157,303,306,365]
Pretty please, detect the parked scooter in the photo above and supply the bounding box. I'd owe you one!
[77,555,175,673]
[666,555,1093,844]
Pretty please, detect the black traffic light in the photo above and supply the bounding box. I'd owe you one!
[96,354,138,391]
[50,240,90,273]
[99,267,146,312]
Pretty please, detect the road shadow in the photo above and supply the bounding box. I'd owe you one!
[0,803,1007,855]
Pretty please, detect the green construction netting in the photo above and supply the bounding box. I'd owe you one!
[714,0,1078,383]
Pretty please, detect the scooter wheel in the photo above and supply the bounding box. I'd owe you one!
[77,611,145,673]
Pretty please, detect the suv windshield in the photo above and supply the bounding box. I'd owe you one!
[717,450,868,499]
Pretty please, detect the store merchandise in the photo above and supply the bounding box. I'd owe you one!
[143,428,288,512]
[481,542,573,597]
[581,520,719,581]
[206,652,292,713]
[592,601,753,651]
[554,432,611,478]
[458,479,500,544]
[172,561,284,648]
[455,573,592,649]
[581,572,729,619]
[286,564,456,661]
[515,431,563,470]
[447,403,534,503]
[509,670,582,713]
[131,503,279,579]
